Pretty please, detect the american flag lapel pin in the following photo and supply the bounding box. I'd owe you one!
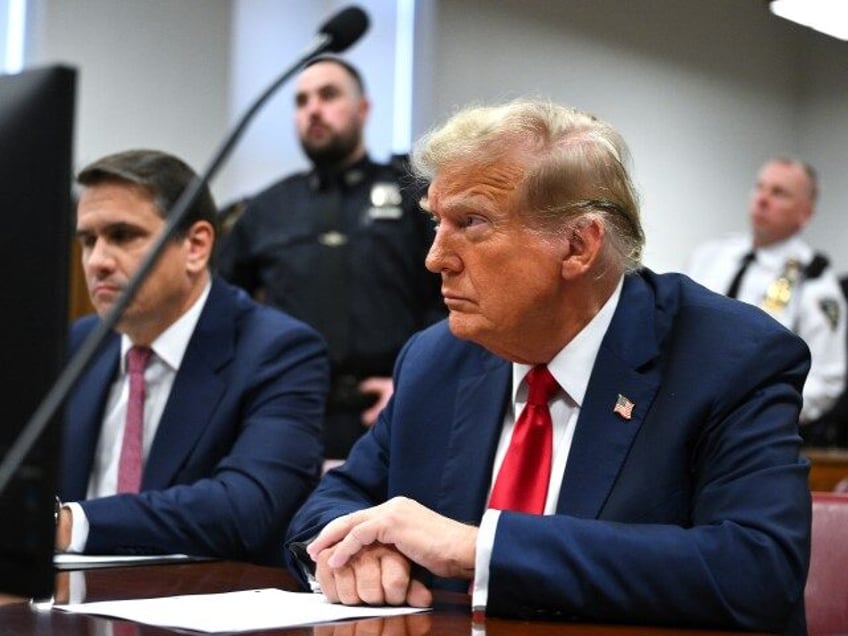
[613,394,635,420]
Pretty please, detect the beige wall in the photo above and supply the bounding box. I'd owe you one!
[24,0,848,274]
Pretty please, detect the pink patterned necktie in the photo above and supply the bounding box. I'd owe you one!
[488,365,559,514]
[117,346,152,494]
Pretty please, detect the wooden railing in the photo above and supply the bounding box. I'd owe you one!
[805,447,848,492]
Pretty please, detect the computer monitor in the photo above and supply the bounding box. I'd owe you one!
[0,65,76,599]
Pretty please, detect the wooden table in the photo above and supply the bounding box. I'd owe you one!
[0,560,769,635]
[805,447,848,492]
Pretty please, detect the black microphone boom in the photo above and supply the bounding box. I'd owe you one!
[0,5,369,494]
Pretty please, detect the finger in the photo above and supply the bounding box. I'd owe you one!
[333,564,362,606]
[360,403,380,427]
[406,579,433,608]
[353,550,385,606]
[308,513,361,558]
[380,552,411,606]
[327,519,382,568]
[315,551,341,603]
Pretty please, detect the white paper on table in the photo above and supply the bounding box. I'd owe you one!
[55,588,430,632]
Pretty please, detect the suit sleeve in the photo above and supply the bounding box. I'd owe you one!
[486,326,811,632]
[78,316,329,565]
[283,335,416,586]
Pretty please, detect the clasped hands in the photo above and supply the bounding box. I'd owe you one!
[307,497,478,607]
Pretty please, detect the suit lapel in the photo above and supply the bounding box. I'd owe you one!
[61,335,120,499]
[437,351,511,524]
[142,280,233,489]
[557,272,663,518]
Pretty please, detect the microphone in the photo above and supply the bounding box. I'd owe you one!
[0,5,370,494]
[317,5,370,53]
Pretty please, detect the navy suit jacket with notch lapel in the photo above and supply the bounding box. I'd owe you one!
[60,277,329,565]
[286,269,811,633]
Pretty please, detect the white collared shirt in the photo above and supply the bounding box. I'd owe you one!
[472,275,624,610]
[65,281,212,552]
[688,233,846,422]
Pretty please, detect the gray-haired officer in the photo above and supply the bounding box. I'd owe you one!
[218,56,445,459]
[688,156,846,428]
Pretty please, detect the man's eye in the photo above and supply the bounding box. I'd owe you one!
[109,227,142,243]
[463,215,487,228]
[319,87,340,101]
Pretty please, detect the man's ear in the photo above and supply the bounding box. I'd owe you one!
[184,220,215,274]
[358,96,370,125]
[561,217,605,280]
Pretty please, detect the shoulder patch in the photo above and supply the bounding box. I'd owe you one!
[819,298,840,331]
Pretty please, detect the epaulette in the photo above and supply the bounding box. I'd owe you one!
[805,253,830,279]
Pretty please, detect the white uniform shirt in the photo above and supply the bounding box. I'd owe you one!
[688,233,846,422]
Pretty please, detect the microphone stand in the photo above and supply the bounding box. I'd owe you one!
[0,33,334,494]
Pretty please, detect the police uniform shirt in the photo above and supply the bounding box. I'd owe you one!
[217,154,445,379]
[688,233,847,423]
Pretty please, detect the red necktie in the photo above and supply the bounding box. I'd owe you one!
[488,365,559,514]
[117,346,152,494]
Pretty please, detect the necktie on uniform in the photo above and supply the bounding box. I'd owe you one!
[488,365,560,514]
[726,251,756,299]
[117,346,152,494]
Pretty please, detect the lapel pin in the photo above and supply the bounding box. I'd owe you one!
[613,394,635,420]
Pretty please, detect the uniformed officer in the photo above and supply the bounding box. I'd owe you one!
[688,157,846,426]
[218,56,445,459]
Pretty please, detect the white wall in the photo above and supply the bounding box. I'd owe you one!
[416,0,827,273]
[26,0,231,201]
[798,31,848,273]
[25,0,404,208]
[20,0,848,273]
[218,0,403,206]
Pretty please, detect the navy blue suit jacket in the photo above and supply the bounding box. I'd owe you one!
[287,270,811,632]
[61,278,329,565]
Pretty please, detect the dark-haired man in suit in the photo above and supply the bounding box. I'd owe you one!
[57,149,328,565]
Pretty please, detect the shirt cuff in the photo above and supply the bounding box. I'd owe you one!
[288,538,322,593]
[471,508,500,614]
[63,502,90,553]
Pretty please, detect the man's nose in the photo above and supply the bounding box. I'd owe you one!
[304,97,323,119]
[86,238,113,271]
[425,229,461,274]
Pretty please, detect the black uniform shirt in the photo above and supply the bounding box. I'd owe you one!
[218,155,445,379]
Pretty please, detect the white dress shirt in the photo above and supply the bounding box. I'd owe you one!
[471,276,624,611]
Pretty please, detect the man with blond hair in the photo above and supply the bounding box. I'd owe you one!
[286,100,811,632]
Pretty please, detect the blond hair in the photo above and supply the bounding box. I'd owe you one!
[412,99,644,272]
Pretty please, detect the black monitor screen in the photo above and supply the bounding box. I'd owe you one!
[0,65,76,599]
